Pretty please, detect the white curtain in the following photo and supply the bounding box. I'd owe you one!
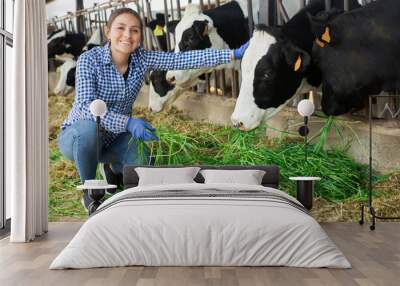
[8,0,48,242]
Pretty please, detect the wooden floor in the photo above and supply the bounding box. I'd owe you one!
[0,222,399,286]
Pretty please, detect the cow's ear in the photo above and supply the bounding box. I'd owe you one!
[282,42,311,72]
[167,20,180,34]
[146,19,157,30]
[307,10,341,46]
[193,20,209,38]
[155,13,166,22]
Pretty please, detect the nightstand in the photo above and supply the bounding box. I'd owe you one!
[77,184,117,215]
[289,177,321,210]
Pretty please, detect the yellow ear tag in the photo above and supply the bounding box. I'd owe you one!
[203,25,209,37]
[154,25,164,37]
[315,38,325,48]
[322,27,331,43]
[294,56,302,72]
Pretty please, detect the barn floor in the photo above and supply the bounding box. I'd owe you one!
[0,222,399,286]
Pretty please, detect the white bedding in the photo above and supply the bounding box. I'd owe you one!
[50,183,351,269]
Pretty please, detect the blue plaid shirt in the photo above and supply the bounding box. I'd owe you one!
[61,43,231,146]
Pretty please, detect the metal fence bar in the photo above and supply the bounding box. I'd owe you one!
[170,0,175,20]
[325,0,331,10]
[176,0,182,19]
[145,0,155,50]
[163,0,171,51]
[277,0,289,23]
[268,0,277,26]
[247,0,254,36]
[343,0,349,11]
[199,0,204,10]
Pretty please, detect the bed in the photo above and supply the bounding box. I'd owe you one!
[50,165,350,269]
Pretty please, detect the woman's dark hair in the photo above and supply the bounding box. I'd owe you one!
[107,8,144,43]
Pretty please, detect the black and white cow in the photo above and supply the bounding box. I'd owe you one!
[150,0,310,112]
[53,28,102,95]
[165,0,259,86]
[145,13,179,52]
[48,29,86,59]
[145,16,192,112]
[310,0,400,115]
[231,0,362,131]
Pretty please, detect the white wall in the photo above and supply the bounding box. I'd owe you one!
[5,45,12,220]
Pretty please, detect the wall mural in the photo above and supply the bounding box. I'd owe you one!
[47,0,400,222]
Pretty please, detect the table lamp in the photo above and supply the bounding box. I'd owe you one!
[297,99,315,162]
[89,99,107,162]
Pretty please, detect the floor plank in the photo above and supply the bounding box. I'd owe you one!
[0,222,399,286]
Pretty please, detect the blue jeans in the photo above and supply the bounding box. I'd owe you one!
[57,120,150,183]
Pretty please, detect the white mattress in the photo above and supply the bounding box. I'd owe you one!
[50,183,351,269]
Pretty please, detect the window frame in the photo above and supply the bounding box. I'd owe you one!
[0,0,13,234]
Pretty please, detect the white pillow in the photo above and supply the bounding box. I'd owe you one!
[200,169,266,185]
[136,167,201,186]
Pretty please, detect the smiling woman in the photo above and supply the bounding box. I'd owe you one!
[57,7,246,212]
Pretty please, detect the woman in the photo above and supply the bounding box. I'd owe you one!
[57,8,249,210]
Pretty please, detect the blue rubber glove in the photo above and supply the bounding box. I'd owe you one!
[232,41,250,60]
[126,117,159,141]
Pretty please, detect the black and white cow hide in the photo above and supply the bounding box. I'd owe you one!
[53,28,102,95]
[146,13,180,52]
[165,0,259,86]
[48,29,86,59]
[146,15,191,112]
[310,0,400,115]
[231,0,362,131]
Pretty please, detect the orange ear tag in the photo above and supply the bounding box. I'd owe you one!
[294,56,302,72]
[315,38,325,48]
[322,27,331,43]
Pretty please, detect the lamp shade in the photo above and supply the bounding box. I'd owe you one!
[89,99,107,117]
[297,99,315,117]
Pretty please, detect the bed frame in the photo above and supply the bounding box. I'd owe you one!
[123,165,280,189]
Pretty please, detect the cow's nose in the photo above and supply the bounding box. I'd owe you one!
[167,76,176,84]
[149,107,153,112]
[233,121,244,129]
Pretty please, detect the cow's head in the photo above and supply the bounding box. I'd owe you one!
[253,39,311,107]
[232,25,311,130]
[308,11,370,116]
[48,30,67,58]
[145,13,179,52]
[148,71,202,112]
[147,19,187,112]
[166,4,215,86]
[53,56,76,96]
[148,71,176,112]
[48,30,86,59]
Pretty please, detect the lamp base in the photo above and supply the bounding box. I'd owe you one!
[298,125,309,136]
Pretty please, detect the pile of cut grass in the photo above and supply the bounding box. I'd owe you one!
[48,96,394,221]
[142,120,375,202]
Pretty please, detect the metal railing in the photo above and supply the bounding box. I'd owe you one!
[48,0,136,42]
